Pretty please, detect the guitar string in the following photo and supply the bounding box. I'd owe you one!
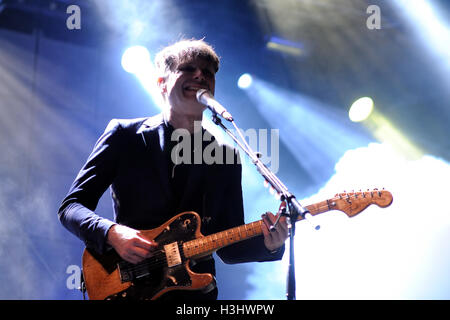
[121,230,255,274]
[120,202,334,274]
[121,223,265,274]
[120,196,387,275]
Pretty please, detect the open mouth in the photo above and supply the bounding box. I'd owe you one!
[183,85,209,93]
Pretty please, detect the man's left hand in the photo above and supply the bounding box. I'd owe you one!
[261,211,289,252]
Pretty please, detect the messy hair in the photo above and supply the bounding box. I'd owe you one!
[154,38,220,77]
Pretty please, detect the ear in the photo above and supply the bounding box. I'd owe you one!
[157,76,167,93]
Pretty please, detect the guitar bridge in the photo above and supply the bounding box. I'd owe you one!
[164,242,182,267]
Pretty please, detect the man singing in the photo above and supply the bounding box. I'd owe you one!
[58,38,287,300]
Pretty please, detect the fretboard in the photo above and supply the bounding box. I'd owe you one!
[182,220,263,259]
[182,198,335,259]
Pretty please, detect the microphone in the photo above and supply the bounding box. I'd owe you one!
[196,89,233,121]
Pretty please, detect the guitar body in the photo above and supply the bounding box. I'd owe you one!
[82,211,214,300]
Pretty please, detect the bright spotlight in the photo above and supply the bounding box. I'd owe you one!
[121,45,151,74]
[238,73,253,89]
[349,97,374,122]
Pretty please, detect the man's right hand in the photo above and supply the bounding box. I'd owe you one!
[106,224,158,264]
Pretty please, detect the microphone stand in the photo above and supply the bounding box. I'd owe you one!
[210,112,310,300]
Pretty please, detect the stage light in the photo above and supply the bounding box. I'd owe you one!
[394,0,450,75]
[120,45,164,108]
[348,97,374,122]
[237,73,253,89]
[266,36,304,56]
[121,45,151,74]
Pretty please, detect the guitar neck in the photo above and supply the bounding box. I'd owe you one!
[183,220,263,259]
[183,200,333,259]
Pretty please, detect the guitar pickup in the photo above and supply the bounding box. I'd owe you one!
[117,260,150,282]
[164,242,182,267]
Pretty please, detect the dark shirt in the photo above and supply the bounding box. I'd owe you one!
[164,122,200,212]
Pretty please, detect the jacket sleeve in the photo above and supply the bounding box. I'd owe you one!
[215,149,285,264]
[58,119,123,254]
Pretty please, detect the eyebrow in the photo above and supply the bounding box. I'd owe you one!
[178,62,216,74]
[179,57,216,68]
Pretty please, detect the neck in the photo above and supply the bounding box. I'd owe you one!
[163,107,203,134]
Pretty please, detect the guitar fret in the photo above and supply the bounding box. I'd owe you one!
[212,233,219,247]
[183,221,264,259]
[244,223,249,237]
[237,225,243,240]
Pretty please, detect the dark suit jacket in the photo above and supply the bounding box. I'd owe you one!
[58,114,284,269]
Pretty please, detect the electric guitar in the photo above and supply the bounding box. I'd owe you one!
[81,189,393,300]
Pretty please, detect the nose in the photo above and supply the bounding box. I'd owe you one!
[193,67,206,80]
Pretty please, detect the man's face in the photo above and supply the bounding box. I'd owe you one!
[160,57,216,116]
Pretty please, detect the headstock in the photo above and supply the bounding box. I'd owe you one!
[331,188,393,217]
